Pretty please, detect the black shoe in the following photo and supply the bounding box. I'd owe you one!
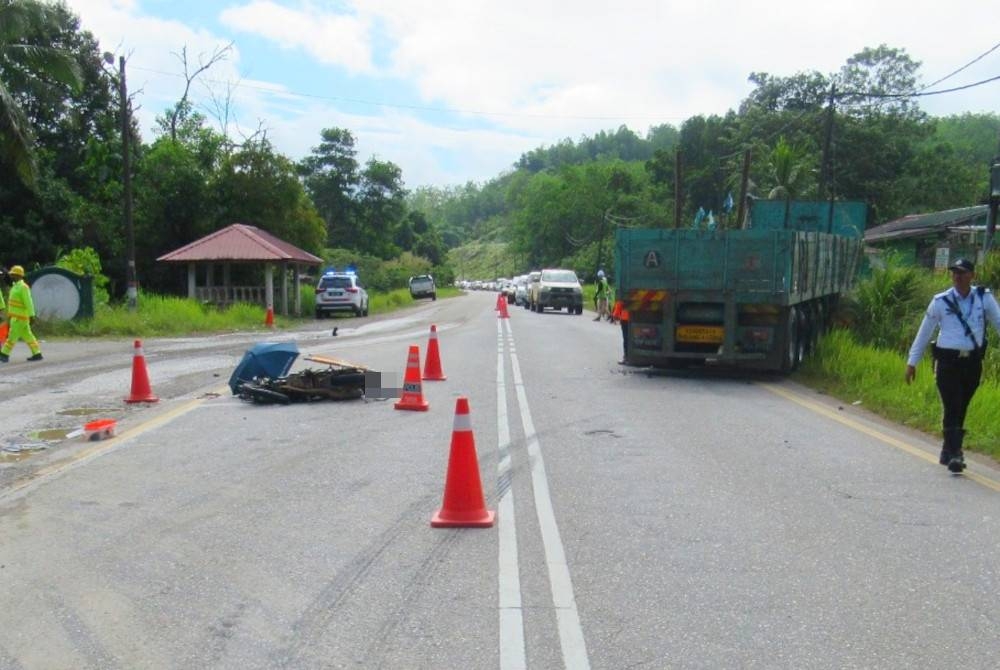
[939,450,950,466]
[947,456,966,473]
[0,353,8,363]
[27,353,43,361]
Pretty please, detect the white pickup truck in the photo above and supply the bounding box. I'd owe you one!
[409,274,436,300]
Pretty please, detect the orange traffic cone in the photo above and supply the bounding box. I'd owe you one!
[498,297,509,319]
[264,306,275,328]
[423,324,447,381]
[125,339,159,404]
[431,397,495,528]
[0,321,7,347]
[395,345,429,411]
[495,293,502,311]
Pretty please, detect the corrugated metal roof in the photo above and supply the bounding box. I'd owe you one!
[157,224,324,264]
[865,205,988,242]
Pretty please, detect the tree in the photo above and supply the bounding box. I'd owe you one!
[356,157,407,259]
[765,136,814,200]
[0,0,82,187]
[298,127,360,247]
[213,139,326,255]
[835,44,924,119]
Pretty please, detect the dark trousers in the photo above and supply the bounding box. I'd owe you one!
[935,357,982,431]
[620,321,629,359]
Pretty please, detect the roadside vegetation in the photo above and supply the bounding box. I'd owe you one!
[797,253,1000,460]
[35,286,461,338]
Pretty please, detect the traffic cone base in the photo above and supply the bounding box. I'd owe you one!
[125,339,159,403]
[264,306,275,328]
[431,397,495,528]
[395,344,429,411]
[498,298,509,319]
[423,324,446,381]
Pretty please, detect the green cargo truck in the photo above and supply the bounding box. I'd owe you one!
[614,200,866,371]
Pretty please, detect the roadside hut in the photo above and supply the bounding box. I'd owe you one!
[157,224,323,316]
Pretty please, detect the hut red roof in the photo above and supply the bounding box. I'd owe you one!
[157,224,323,264]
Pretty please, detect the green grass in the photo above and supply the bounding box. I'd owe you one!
[34,286,463,338]
[797,329,1000,460]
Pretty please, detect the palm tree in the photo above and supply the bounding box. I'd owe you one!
[0,0,82,188]
[767,136,815,225]
[767,136,814,200]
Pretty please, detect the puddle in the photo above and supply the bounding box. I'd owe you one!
[57,407,116,417]
[29,428,73,441]
[1,441,49,462]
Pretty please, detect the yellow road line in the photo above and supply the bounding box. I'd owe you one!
[759,382,1000,493]
[1,385,231,503]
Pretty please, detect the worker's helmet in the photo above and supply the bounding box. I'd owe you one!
[597,269,605,278]
[9,265,24,277]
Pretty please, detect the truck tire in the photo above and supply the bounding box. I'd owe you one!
[782,309,800,373]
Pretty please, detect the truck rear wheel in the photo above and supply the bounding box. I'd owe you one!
[782,309,800,372]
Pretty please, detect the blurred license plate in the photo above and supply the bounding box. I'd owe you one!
[676,325,724,343]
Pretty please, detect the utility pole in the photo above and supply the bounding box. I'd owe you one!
[673,149,684,228]
[736,149,751,230]
[120,56,137,310]
[985,155,1000,254]
[820,84,837,233]
[595,208,610,274]
[819,84,836,199]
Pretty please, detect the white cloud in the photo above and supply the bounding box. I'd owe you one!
[64,0,1000,189]
[219,1,375,73]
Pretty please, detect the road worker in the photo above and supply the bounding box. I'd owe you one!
[594,270,610,321]
[0,265,42,362]
[905,258,1000,472]
[614,298,631,365]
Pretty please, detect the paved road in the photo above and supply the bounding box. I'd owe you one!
[2,291,1000,669]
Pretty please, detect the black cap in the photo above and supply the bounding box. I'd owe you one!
[948,258,975,273]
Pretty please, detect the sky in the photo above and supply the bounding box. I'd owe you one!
[64,0,1000,190]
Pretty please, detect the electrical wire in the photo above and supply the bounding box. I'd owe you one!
[918,40,1000,91]
[127,64,686,122]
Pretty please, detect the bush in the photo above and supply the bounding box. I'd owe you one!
[842,252,927,351]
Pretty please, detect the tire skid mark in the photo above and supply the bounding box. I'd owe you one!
[47,589,121,670]
[360,530,465,668]
[271,493,437,667]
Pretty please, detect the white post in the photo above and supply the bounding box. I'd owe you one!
[294,264,302,316]
[187,263,196,300]
[281,261,289,316]
[265,264,274,311]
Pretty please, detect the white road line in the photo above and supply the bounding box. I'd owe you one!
[507,322,591,670]
[497,319,527,670]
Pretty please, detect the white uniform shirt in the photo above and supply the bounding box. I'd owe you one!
[907,286,1000,366]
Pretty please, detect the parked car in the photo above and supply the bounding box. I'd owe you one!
[315,271,369,317]
[525,271,542,310]
[513,275,530,306]
[531,268,583,314]
[409,274,436,300]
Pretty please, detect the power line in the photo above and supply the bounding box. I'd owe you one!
[919,40,1000,91]
[838,72,1000,100]
[128,64,686,122]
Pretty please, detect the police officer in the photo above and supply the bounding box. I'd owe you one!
[905,258,1000,472]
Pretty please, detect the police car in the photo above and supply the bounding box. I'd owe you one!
[315,269,369,318]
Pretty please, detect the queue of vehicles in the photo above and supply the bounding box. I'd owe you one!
[457,269,584,315]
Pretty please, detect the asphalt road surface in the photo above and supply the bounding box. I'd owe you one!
[2,291,1000,669]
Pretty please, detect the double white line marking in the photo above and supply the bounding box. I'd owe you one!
[497,319,590,670]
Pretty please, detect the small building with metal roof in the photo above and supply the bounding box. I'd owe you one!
[863,205,991,269]
[157,223,323,316]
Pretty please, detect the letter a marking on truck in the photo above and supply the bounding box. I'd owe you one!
[643,251,661,268]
